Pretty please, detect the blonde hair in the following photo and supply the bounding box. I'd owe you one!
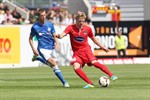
[76,11,86,20]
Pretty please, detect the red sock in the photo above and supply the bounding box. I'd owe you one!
[74,68,93,84]
[93,62,113,77]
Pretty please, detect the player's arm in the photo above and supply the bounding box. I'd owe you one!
[53,33,60,51]
[90,37,109,52]
[56,32,66,39]
[29,35,34,51]
[29,35,39,55]
[56,25,70,39]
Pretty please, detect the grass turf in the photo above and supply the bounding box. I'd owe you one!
[0,64,150,100]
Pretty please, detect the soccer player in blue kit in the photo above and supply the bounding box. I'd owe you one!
[29,9,70,87]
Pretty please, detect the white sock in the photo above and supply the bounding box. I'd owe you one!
[52,65,60,72]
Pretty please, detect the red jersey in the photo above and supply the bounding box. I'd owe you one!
[64,24,94,51]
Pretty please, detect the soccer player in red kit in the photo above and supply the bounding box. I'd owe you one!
[56,11,118,88]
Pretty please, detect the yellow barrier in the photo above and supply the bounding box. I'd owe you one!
[0,27,20,64]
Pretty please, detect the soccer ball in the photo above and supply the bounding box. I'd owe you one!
[99,76,110,87]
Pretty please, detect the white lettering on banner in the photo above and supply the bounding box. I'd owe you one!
[103,59,114,64]
[133,58,150,64]
[123,59,133,64]
[110,27,128,34]
[108,36,115,48]
[99,36,115,49]
[95,36,101,49]
[97,58,150,64]
[123,27,128,34]
[110,27,118,34]
[113,59,123,64]
[101,36,109,48]
[95,35,128,49]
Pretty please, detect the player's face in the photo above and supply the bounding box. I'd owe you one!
[39,11,46,22]
[76,17,85,28]
[117,31,122,36]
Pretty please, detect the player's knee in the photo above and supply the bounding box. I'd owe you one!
[47,58,57,66]
[73,62,81,70]
[47,62,53,67]
[92,60,98,65]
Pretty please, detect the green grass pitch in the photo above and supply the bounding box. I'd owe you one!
[0,64,150,100]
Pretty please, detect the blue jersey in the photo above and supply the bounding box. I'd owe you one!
[30,21,55,50]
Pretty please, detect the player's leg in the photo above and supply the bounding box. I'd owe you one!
[32,55,47,64]
[32,55,54,66]
[73,62,93,85]
[118,50,121,58]
[47,58,69,87]
[122,49,126,58]
[85,48,118,81]
[86,48,114,78]
[92,60,113,77]
[40,49,69,87]
[92,60,118,81]
[73,62,94,88]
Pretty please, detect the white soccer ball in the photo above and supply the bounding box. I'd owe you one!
[99,76,110,87]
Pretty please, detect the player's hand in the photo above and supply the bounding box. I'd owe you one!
[56,34,60,38]
[103,47,109,53]
[33,49,39,55]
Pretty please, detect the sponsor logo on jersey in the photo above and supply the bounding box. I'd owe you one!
[48,28,51,32]
[83,30,88,35]
[74,36,85,42]
[39,33,44,36]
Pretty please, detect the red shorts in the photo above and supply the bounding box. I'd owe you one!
[70,46,97,67]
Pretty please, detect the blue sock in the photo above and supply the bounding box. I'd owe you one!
[53,66,66,84]
[36,56,47,64]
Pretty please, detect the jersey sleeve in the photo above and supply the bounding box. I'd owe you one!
[64,25,71,35]
[51,24,56,34]
[30,26,36,37]
[88,27,94,38]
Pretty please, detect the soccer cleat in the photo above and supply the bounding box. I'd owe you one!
[32,55,38,62]
[83,84,94,89]
[111,75,118,81]
[64,82,70,88]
